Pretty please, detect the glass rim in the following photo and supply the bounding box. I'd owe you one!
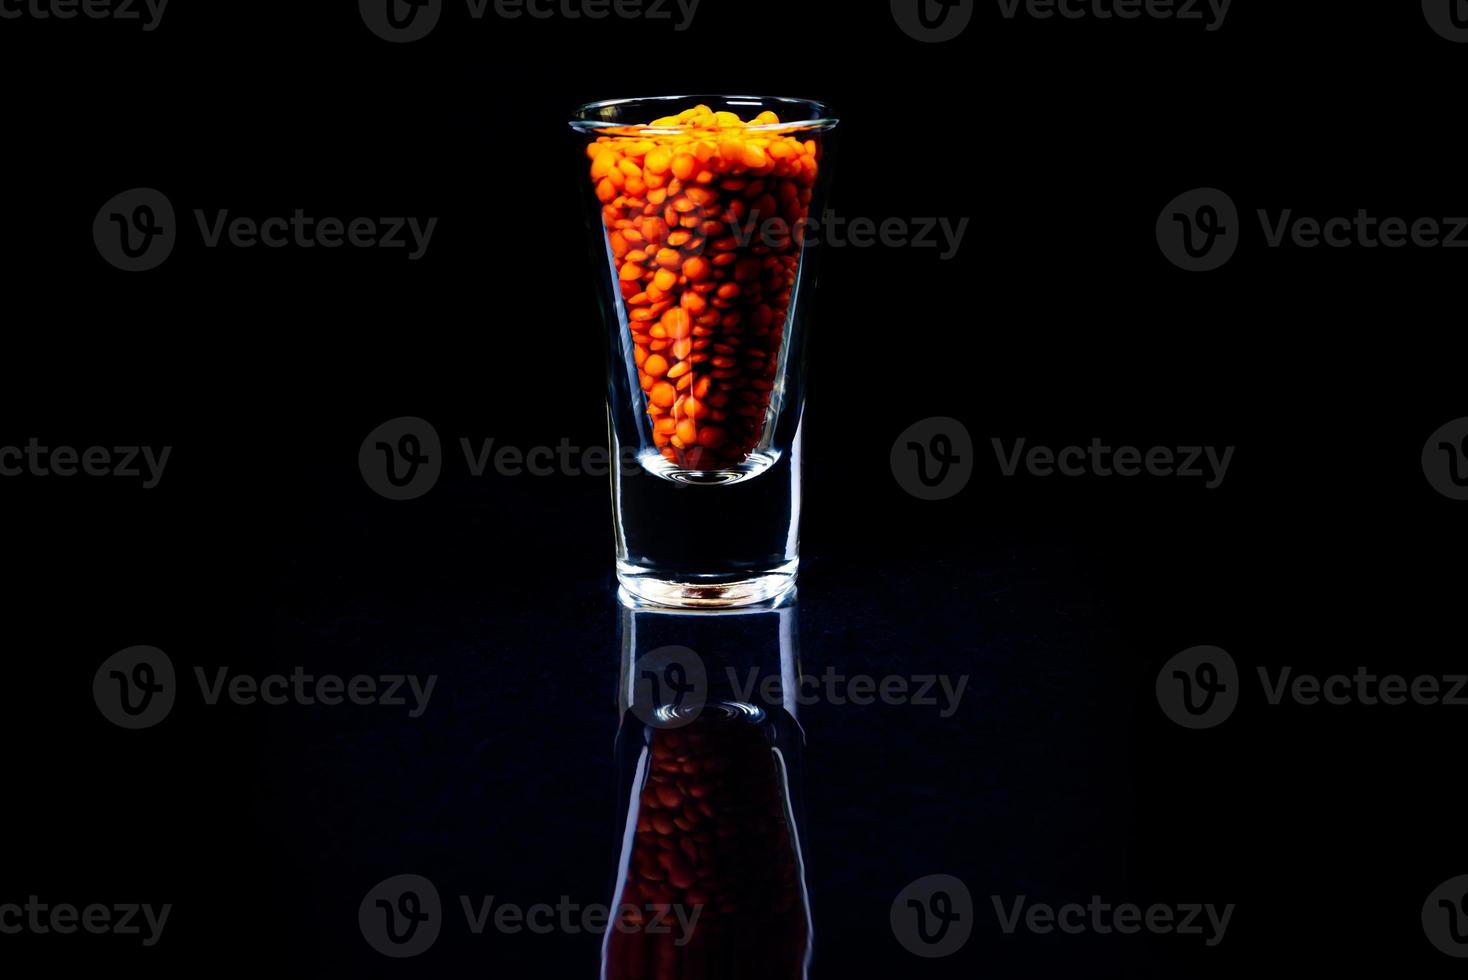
[569,94,839,136]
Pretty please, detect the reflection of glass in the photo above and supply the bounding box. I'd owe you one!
[604,589,811,980]
[569,95,840,609]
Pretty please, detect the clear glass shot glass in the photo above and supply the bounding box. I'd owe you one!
[570,95,839,608]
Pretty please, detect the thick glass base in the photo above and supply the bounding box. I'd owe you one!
[638,448,780,486]
[616,559,798,609]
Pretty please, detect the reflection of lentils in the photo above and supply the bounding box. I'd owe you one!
[585,104,822,470]
[609,716,807,979]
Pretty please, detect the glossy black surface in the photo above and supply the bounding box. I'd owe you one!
[3,4,1466,976]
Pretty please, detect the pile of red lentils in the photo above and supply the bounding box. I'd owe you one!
[585,105,822,470]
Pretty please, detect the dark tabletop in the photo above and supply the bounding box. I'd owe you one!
[3,4,1467,977]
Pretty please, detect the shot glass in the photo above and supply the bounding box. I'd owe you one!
[570,95,839,608]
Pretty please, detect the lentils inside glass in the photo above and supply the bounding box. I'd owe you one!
[586,105,822,470]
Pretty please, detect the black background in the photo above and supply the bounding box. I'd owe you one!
[2,1,1465,976]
